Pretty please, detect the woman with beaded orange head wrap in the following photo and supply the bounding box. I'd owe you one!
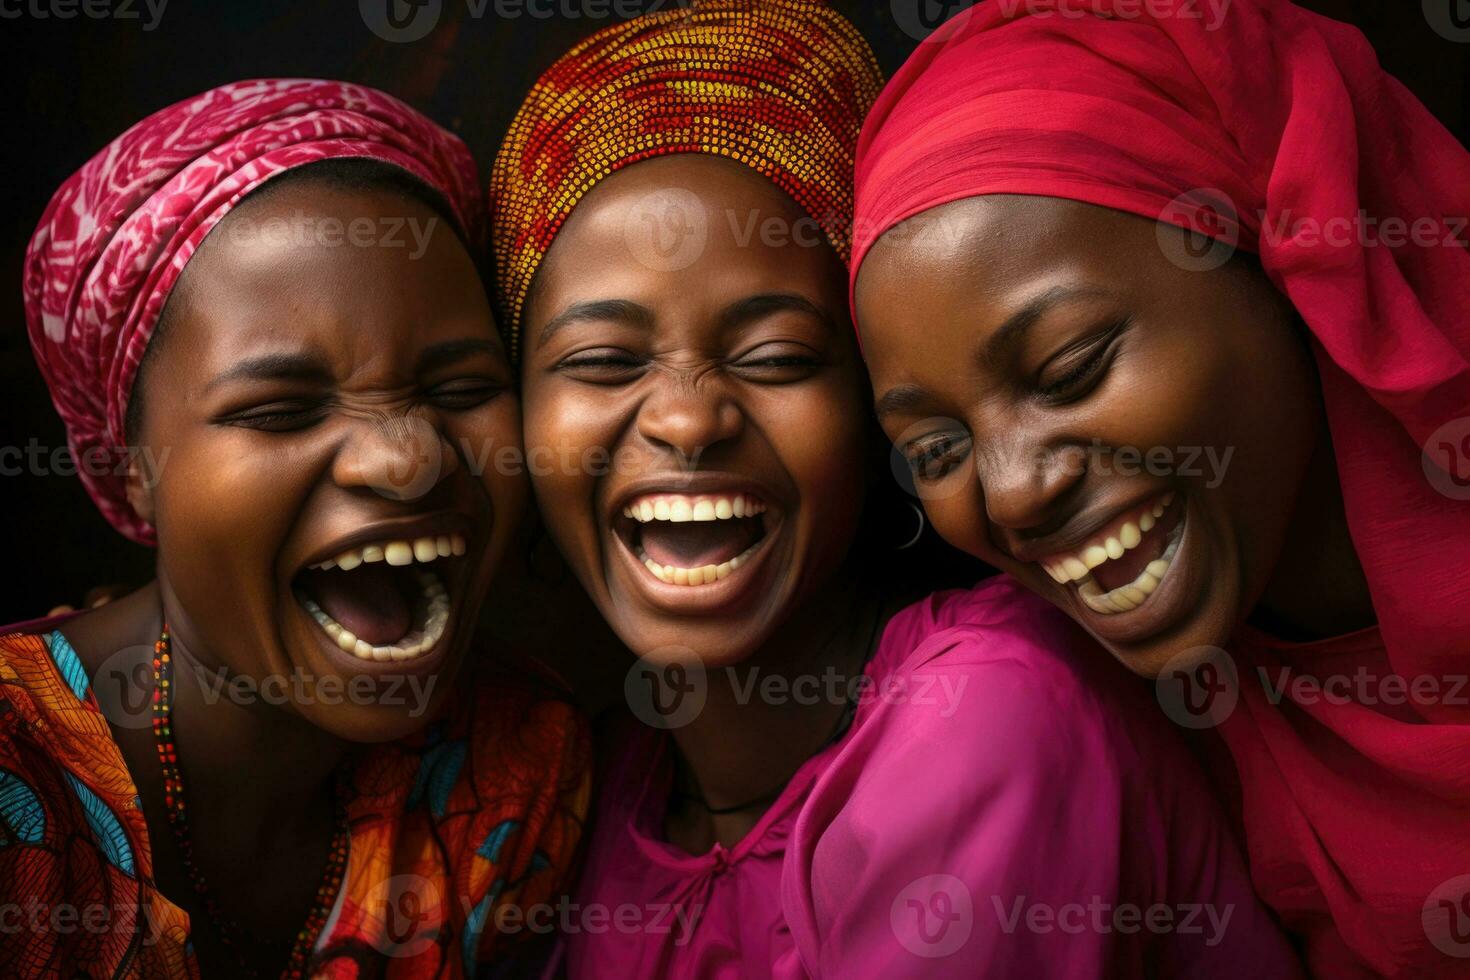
[490,3,1297,976]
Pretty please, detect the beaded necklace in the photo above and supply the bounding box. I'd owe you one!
[151,623,350,978]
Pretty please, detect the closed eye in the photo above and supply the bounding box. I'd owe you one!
[427,378,506,410]
[904,432,971,482]
[554,347,647,383]
[730,342,823,382]
[1036,316,1131,401]
[218,401,327,432]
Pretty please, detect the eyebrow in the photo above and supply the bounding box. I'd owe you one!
[874,383,933,420]
[718,293,835,334]
[536,299,655,348]
[415,338,502,374]
[982,285,1112,367]
[873,285,1112,420]
[203,338,502,393]
[203,352,333,393]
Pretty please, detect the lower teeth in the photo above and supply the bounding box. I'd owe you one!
[297,567,449,662]
[638,540,763,586]
[1076,516,1184,615]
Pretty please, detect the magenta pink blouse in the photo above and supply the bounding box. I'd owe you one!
[563,577,1300,978]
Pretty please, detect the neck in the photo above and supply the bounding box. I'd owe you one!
[664,571,880,848]
[81,580,350,845]
[164,622,349,843]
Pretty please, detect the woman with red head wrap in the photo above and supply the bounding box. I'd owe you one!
[7,79,588,977]
[850,1,1470,975]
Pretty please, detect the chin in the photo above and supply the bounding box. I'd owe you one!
[1005,492,1247,680]
[271,604,468,744]
[290,657,461,744]
[616,616,768,671]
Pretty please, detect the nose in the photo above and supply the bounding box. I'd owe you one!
[332,412,461,502]
[636,375,744,463]
[975,433,1086,532]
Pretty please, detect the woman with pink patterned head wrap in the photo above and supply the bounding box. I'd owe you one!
[6,79,588,978]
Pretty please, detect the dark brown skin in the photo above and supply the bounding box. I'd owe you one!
[521,155,879,850]
[58,182,525,975]
[856,195,1374,678]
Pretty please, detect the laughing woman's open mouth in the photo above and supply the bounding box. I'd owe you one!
[608,490,779,607]
[1036,492,1190,632]
[293,529,468,665]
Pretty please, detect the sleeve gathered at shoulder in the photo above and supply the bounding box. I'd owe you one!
[784,625,1135,978]
[782,609,1301,979]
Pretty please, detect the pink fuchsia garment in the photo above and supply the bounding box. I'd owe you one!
[23,79,484,545]
[565,577,1299,978]
[848,3,1470,974]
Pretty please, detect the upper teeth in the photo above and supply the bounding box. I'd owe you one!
[622,494,766,523]
[310,533,466,572]
[1041,494,1174,585]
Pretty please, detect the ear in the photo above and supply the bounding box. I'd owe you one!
[124,447,157,527]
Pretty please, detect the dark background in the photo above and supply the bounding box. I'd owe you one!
[1,1,1465,632]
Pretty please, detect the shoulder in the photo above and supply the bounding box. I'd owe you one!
[0,627,94,719]
[869,575,1149,745]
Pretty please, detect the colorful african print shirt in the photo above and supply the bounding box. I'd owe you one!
[0,627,589,979]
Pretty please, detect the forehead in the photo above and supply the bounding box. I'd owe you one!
[856,196,1177,347]
[530,155,847,310]
[862,195,1162,296]
[163,181,490,367]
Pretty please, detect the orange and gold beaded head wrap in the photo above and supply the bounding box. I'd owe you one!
[488,0,882,361]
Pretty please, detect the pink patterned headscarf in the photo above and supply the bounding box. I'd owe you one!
[23,78,485,545]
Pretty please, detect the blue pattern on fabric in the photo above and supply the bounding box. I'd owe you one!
[63,771,134,875]
[0,769,45,844]
[43,631,89,701]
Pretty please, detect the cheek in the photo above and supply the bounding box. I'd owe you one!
[1087,335,1223,453]
[521,385,623,547]
[149,424,315,664]
[447,398,527,544]
[920,473,1000,563]
[755,384,867,541]
[155,427,311,556]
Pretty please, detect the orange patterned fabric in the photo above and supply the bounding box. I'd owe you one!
[0,629,589,978]
[488,0,881,360]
